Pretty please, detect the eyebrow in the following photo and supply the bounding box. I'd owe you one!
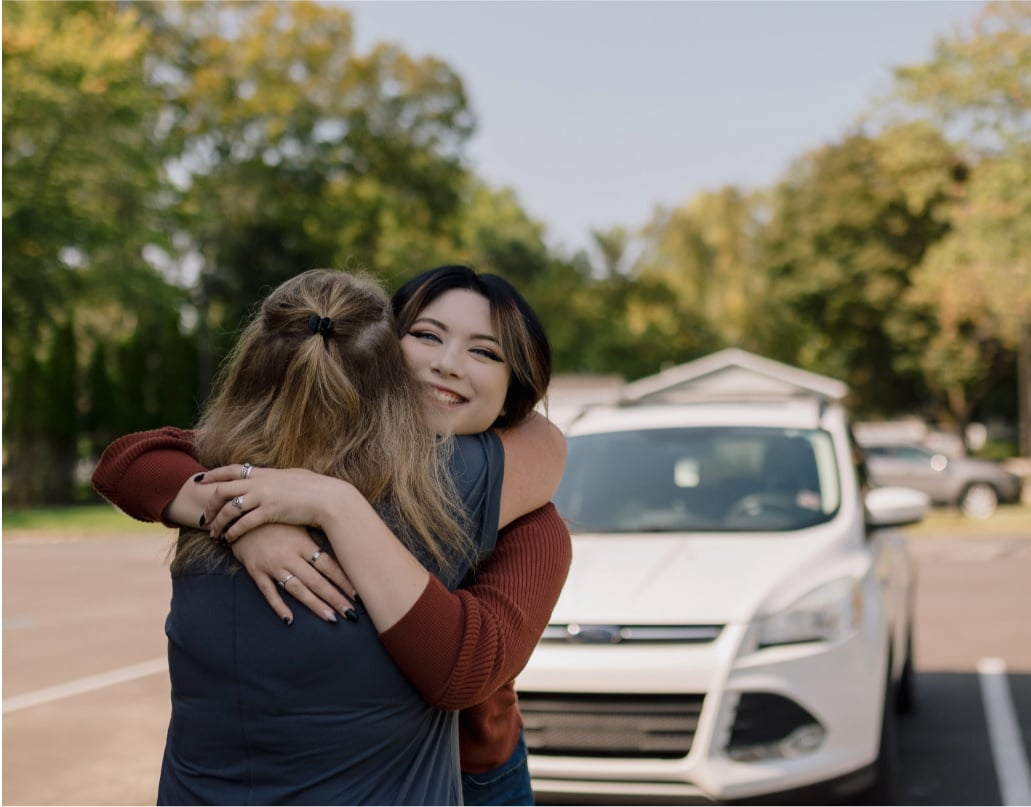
[412,316,502,346]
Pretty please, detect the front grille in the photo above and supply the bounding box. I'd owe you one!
[520,692,705,759]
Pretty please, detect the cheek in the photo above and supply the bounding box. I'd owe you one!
[400,340,427,374]
[487,367,511,410]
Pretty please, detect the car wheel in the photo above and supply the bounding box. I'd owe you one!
[960,482,998,519]
[895,629,917,715]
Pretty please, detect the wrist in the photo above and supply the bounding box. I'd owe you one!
[320,479,363,528]
[164,475,209,528]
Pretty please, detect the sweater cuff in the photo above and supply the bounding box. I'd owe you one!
[129,450,207,527]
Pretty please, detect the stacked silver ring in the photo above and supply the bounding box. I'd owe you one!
[278,573,294,589]
[309,550,324,565]
[241,463,254,479]
[231,495,245,512]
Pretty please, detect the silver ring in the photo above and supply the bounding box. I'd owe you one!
[231,495,245,512]
[278,573,294,589]
[309,550,324,564]
[241,463,254,479]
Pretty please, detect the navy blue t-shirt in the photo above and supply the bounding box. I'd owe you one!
[157,432,504,805]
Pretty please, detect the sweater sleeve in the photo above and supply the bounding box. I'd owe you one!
[91,427,206,527]
[378,502,572,711]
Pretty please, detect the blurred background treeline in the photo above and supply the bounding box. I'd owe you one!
[3,0,1029,506]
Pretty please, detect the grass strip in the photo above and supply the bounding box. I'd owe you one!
[2,504,166,535]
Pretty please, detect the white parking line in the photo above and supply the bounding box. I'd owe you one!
[978,656,1031,806]
[2,657,168,714]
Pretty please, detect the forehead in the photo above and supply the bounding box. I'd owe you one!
[417,289,494,334]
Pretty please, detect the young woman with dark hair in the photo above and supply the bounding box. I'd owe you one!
[94,265,572,805]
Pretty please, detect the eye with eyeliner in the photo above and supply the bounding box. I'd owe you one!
[408,329,442,344]
[472,346,505,363]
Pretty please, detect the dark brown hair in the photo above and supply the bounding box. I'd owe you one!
[392,265,552,428]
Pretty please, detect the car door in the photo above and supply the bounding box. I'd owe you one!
[867,444,948,502]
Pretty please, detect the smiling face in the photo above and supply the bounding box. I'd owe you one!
[400,288,511,435]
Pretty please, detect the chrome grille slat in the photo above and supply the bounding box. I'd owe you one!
[540,624,723,644]
[520,693,704,758]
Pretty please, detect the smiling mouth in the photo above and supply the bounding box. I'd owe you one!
[428,386,467,406]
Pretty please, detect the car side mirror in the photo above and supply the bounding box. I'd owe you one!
[865,486,930,529]
[930,453,949,472]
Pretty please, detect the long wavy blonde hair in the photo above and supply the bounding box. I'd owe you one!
[174,269,470,575]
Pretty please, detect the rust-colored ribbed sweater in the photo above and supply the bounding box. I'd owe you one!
[91,428,572,773]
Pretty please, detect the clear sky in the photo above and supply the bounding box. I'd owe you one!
[344,1,985,255]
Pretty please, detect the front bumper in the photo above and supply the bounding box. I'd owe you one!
[519,623,886,803]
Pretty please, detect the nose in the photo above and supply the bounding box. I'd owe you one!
[430,346,463,379]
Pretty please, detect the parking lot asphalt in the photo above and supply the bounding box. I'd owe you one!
[3,526,1030,806]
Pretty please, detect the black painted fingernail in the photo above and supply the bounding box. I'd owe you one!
[344,608,358,623]
[282,616,292,625]
[194,473,205,482]
[352,592,362,606]
[199,514,206,527]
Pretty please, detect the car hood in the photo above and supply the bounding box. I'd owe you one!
[551,532,828,626]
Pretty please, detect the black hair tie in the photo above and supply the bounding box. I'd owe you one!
[307,315,334,341]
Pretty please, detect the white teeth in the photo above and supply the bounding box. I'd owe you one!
[430,388,464,405]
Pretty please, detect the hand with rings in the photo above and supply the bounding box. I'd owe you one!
[218,523,360,626]
[195,465,352,543]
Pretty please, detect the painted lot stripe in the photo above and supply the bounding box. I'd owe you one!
[2,657,168,714]
[978,656,1031,806]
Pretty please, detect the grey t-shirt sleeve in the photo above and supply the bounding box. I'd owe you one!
[446,431,505,585]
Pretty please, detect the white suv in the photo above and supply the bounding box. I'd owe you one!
[519,396,929,804]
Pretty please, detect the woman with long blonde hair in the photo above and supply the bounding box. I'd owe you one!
[94,265,570,805]
[125,268,550,805]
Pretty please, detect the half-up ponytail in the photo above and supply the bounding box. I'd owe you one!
[180,269,470,575]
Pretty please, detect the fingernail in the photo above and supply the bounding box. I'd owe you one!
[344,608,358,623]
[325,611,338,623]
[199,514,206,527]
[352,592,362,606]
[194,473,205,482]
[282,616,292,625]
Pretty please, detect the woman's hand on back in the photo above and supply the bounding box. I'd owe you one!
[229,522,359,626]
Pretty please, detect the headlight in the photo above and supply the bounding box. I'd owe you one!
[756,577,861,648]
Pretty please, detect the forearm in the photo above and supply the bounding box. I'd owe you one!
[379,504,572,710]
[92,428,206,526]
[320,485,432,631]
[497,413,566,526]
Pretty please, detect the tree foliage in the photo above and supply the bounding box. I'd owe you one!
[2,0,170,361]
[888,1,1031,439]
[636,187,767,352]
[4,0,1029,504]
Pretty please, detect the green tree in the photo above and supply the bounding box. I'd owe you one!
[636,187,767,351]
[83,341,117,462]
[887,1,1031,449]
[138,0,476,394]
[3,0,186,502]
[41,319,80,503]
[2,0,170,361]
[757,123,959,415]
[3,352,47,506]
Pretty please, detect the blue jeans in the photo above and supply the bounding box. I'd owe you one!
[461,730,534,806]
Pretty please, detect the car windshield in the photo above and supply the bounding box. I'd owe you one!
[555,426,841,533]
